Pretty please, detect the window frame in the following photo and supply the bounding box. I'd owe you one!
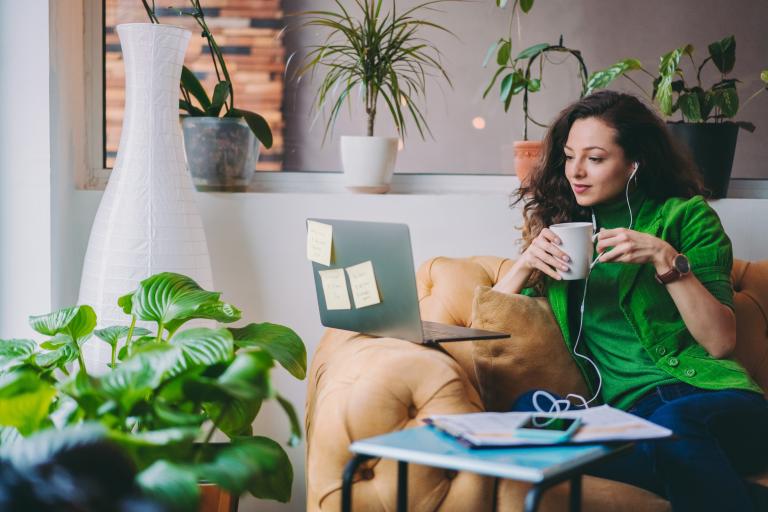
[81,0,768,197]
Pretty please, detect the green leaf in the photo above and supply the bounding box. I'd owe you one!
[708,36,735,75]
[761,70,768,84]
[204,398,261,438]
[229,323,307,380]
[181,65,211,111]
[230,108,274,149]
[193,302,242,325]
[496,40,511,66]
[138,461,200,512]
[276,394,301,447]
[118,273,222,330]
[207,81,230,117]
[714,86,739,117]
[515,42,549,61]
[216,351,273,401]
[0,370,57,435]
[499,72,515,103]
[109,427,198,447]
[0,339,36,359]
[586,58,642,95]
[34,343,78,369]
[482,39,503,68]
[153,401,207,428]
[168,328,234,376]
[179,99,205,116]
[29,306,96,344]
[526,78,541,93]
[94,326,151,348]
[0,339,37,374]
[100,347,177,412]
[197,437,292,502]
[520,0,534,13]
[678,92,702,122]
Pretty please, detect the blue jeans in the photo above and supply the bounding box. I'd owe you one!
[511,383,768,512]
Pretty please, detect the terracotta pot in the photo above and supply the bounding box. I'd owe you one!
[199,483,237,512]
[513,140,543,186]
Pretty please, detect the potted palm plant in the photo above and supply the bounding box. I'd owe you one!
[0,272,306,512]
[483,34,588,184]
[292,0,453,193]
[586,36,761,198]
[142,0,274,191]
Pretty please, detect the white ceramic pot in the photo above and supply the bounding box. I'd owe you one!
[78,23,214,368]
[340,135,398,193]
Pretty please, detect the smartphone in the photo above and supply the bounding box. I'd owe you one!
[514,415,582,442]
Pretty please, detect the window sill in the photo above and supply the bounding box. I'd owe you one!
[84,169,768,198]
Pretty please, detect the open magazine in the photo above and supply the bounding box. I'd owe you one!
[424,405,673,447]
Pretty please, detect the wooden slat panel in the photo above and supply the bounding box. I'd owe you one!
[105,0,284,171]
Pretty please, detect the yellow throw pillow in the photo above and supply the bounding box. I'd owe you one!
[469,286,589,412]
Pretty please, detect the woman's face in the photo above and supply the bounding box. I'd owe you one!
[563,117,635,207]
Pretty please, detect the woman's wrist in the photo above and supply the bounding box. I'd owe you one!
[652,241,679,274]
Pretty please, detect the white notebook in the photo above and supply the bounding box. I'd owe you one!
[425,405,673,447]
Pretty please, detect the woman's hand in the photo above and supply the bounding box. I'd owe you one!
[596,228,677,272]
[520,228,572,281]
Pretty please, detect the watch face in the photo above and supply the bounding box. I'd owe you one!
[674,254,690,274]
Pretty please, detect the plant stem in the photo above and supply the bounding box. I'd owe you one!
[156,321,165,343]
[77,350,88,376]
[190,0,234,113]
[195,403,230,464]
[140,0,159,23]
[125,315,137,357]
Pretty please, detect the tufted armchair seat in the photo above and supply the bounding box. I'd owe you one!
[305,256,768,511]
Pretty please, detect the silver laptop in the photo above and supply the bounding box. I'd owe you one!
[308,218,508,344]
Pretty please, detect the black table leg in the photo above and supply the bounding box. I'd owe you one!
[341,454,372,512]
[524,484,544,512]
[570,474,581,512]
[397,461,408,512]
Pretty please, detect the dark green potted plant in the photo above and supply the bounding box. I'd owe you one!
[586,36,760,198]
[0,272,306,512]
[142,0,274,191]
[483,34,588,184]
[291,0,453,193]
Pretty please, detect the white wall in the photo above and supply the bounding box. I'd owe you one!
[66,189,768,511]
[0,1,52,337]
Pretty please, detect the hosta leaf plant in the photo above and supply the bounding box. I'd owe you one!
[141,0,274,149]
[0,272,306,511]
[292,0,455,141]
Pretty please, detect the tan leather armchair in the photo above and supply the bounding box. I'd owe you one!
[305,256,768,511]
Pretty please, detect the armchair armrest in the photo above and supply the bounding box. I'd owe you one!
[305,328,493,511]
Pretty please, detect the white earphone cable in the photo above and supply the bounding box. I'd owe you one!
[532,163,639,415]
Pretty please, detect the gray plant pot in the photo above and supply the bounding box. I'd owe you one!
[182,117,260,191]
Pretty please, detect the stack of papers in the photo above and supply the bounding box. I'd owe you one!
[425,405,673,447]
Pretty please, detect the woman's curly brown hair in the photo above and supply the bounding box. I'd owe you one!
[512,90,706,294]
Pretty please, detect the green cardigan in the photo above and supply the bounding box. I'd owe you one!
[526,195,762,398]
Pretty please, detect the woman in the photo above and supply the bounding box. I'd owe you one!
[493,90,768,511]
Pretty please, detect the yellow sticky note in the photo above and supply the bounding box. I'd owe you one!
[346,261,381,309]
[307,220,333,266]
[319,268,351,310]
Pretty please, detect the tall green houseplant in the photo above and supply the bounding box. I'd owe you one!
[292,0,454,193]
[0,272,306,511]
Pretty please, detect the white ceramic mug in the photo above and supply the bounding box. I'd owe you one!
[549,222,594,280]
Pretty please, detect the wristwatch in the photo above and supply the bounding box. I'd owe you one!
[655,253,691,285]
